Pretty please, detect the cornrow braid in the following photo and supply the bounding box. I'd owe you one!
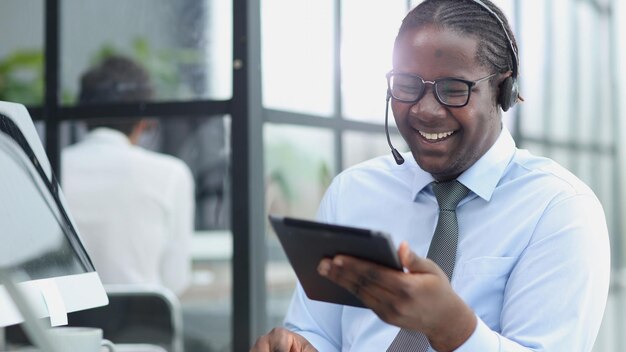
[398,0,518,79]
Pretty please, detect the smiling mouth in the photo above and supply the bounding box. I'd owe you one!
[418,130,456,142]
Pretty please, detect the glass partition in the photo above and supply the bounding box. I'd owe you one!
[0,1,45,107]
[61,0,232,105]
[342,131,406,169]
[261,0,335,116]
[59,114,232,351]
[341,0,405,123]
[263,124,334,326]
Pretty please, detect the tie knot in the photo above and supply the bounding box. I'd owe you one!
[432,180,469,210]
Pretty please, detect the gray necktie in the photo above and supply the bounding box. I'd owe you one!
[387,180,469,352]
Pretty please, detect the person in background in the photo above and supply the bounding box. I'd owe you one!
[62,56,195,296]
[251,0,610,351]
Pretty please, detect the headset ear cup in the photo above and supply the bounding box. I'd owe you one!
[498,76,514,111]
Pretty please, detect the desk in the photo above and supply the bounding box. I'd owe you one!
[116,343,167,352]
[190,231,232,261]
[5,343,167,352]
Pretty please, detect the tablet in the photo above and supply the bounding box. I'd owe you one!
[269,215,402,308]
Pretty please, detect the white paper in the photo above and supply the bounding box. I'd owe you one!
[39,280,68,326]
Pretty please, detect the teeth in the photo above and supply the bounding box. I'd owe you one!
[419,130,454,141]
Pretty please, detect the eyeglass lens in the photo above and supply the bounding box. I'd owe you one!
[389,74,470,106]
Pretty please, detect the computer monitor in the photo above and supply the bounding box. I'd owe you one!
[0,101,108,328]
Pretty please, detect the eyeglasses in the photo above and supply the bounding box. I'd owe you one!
[386,71,497,107]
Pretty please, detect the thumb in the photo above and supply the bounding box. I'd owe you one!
[398,241,438,274]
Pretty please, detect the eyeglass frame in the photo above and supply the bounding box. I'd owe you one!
[386,71,497,108]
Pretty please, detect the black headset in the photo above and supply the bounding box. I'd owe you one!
[471,0,519,111]
[385,0,520,165]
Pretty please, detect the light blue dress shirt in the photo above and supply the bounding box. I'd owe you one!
[284,128,610,351]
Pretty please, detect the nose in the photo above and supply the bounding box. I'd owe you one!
[409,85,446,119]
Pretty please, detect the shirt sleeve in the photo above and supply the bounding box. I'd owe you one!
[283,177,344,350]
[284,285,343,352]
[160,162,195,295]
[456,193,610,351]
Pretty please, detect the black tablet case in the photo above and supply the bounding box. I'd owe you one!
[269,215,402,308]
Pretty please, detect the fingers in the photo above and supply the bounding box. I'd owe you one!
[250,328,317,352]
[250,328,286,352]
[314,244,467,337]
[317,244,447,311]
[318,256,399,307]
[398,241,444,276]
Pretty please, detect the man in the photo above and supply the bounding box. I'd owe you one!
[62,56,195,295]
[252,0,610,351]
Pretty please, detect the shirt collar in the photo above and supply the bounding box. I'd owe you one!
[411,162,436,200]
[85,128,132,146]
[411,127,516,202]
[458,127,515,201]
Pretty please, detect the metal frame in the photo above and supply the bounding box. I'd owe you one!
[231,0,267,350]
[608,0,622,266]
[39,0,262,350]
[332,0,343,174]
[43,0,61,175]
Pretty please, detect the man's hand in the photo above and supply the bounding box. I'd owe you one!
[250,327,318,352]
[317,241,476,351]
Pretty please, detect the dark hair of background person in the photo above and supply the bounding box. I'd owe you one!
[78,56,154,136]
[398,0,518,86]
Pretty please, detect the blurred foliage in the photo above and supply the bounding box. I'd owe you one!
[266,138,333,203]
[0,37,204,106]
[87,37,204,102]
[0,50,44,105]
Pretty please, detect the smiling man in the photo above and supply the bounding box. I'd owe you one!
[251,1,610,351]
[389,26,501,182]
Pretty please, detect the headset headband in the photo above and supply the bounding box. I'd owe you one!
[470,0,519,77]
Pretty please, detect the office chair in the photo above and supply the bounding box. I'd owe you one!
[70,284,184,352]
[4,284,183,352]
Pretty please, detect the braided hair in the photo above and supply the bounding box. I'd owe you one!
[398,0,518,80]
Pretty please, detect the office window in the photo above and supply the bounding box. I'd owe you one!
[58,1,234,351]
[61,0,232,105]
[517,2,547,139]
[158,118,232,352]
[59,114,232,352]
[263,124,334,325]
[264,124,334,221]
[0,1,45,107]
[342,131,406,168]
[618,0,626,256]
[261,0,335,116]
[574,3,608,147]
[516,2,621,348]
[618,0,626,266]
[517,0,617,211]
[260,0,413,333]
[340,0,406,122]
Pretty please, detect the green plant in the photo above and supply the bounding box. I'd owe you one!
[90,37,203,100]
[0,49,44,105]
